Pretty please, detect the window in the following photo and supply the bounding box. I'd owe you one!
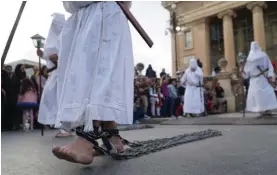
[185,30,192,49]
[183,55,196,65]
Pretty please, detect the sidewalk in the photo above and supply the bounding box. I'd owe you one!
[141,113,277,125]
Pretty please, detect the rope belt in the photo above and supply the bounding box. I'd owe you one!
[250,68,269,78]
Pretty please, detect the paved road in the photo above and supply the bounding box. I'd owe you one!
[2,125,277,175]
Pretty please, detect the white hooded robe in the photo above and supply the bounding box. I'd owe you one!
[50,2,134,131]
[244,41,277,112]
[38,13,65,127]
[181,58,204,114]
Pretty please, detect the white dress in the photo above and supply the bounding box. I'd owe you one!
[181,59,204,114]
[244,42,277,112]
[38,13,65,127]
[56,2,134,131]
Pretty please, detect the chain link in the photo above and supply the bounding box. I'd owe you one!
[111,129,222,160]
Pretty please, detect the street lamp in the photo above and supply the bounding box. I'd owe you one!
[30,33,45,136]
[164,3,184,75]
[31,34,45,49]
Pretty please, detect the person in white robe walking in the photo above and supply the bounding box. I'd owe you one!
[180,58,204,116]
[40,2,134,165]
[243,41,277,116]
[37,13,73,137]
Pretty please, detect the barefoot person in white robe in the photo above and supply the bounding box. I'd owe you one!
[37,13,72,137]
[38,2,134,165]
[180,58,204,117]
[243,41,277,116]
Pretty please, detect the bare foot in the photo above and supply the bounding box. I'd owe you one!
[109,136,124,153]
[52,137,94,164]
[55,131,73,138]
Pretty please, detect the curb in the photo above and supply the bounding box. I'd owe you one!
[160,117,277,125]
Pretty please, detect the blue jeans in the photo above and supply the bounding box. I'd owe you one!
[169,97,176,116]
[161,97,169,117]
[133,107,144,123]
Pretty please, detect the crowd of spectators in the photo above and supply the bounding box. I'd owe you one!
[133,62,227,123]
[2,64,48,131]
[2,61,228,130]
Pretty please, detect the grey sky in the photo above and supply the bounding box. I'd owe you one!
[0,1,171,74]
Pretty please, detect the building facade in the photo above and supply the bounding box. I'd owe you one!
[162,1,277,76]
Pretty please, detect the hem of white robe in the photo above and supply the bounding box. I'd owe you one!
[57,103,132,132]
[246,104,277,112]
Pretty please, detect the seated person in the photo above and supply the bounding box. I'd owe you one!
[214,82,227,112]
[133,97,144,124]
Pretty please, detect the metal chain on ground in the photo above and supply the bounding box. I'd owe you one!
[111,129,222,160]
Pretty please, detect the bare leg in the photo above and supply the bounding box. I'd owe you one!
[22,110,28,131]
[102,121,124,153]
[156,107,161,117]
[29,109,34,130]
[151,102,155,116]
[52,120,101,164]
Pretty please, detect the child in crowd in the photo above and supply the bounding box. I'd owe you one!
[17,78,38,130]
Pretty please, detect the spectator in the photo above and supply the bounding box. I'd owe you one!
[177,81,185,104]
[212,66,221,76]
[133,97,144,124]
[10,64,26,130]
[149,81,158,116]
[204,87,214,113]
[145,64,156,78]
[4,65,13,78]
[160,68,166,78]
[197,59,203,69]
[17,78,38,130]
[2,70,12,130]
[161,76,169,117]
[168,79,178,119]
[156,86,163,117]
[138,78,151,119]
[214,82,227,112]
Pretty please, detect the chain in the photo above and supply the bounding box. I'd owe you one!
[111,129,222,160]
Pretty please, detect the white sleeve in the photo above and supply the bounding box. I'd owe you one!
[266,55,274,78]
[43,13,65,68]
[180,71,187,85]
[195,67,203,79]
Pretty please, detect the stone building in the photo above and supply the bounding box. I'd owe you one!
[162,1,277,76]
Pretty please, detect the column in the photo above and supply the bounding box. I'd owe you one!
[176,32,186,71]
[218,10,236,72]
[247,2,267,51]
[194,19,211,76]
[171,33,177,78]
